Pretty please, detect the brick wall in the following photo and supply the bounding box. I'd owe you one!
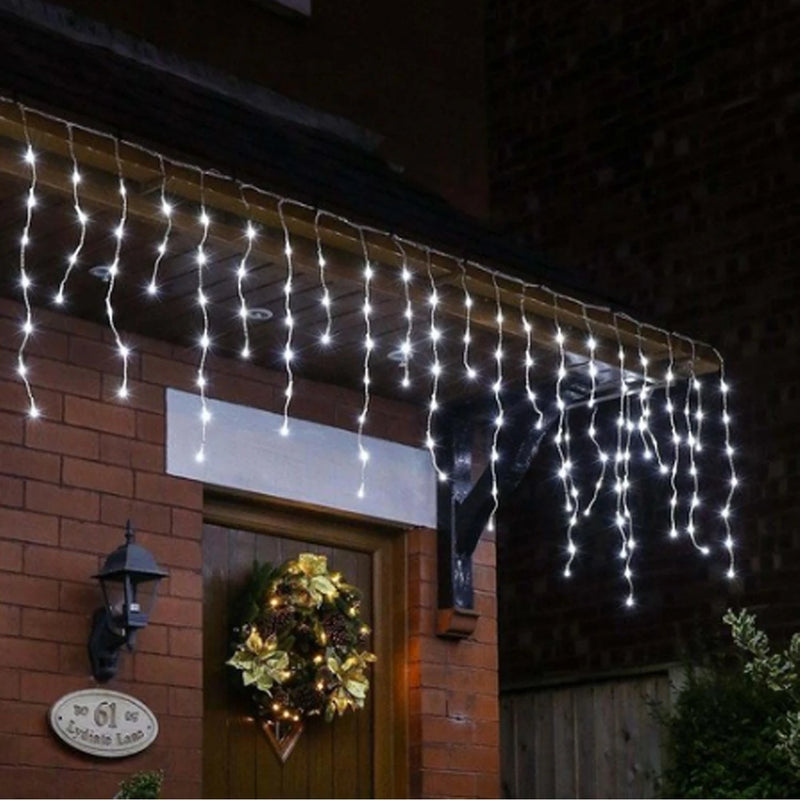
[488,0,800,682]
[0,296,499,798]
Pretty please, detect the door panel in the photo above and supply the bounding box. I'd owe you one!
[203,521,376,799]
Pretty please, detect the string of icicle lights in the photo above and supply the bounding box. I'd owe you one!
[7,99,738,605]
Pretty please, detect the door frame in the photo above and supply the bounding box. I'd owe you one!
[203,489,409,799]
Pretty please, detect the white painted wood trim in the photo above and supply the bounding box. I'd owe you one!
[166,389,436,528]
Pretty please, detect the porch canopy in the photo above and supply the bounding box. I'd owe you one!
[0,95,735,623]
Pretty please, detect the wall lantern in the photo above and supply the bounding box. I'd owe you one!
[88,520,168,682]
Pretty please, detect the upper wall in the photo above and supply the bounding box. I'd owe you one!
[487,0,799,682]
[42,0,489,219]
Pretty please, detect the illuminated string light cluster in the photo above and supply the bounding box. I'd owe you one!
[148,155,173,297]
[4,97,742,607]
[424,249,447,483]
[236,186,256,359]
[106,140,131,401]
[314,211,333,347]
[276,201,295,438]
[356,230,374,499]
[487,275,505,533]
[55,124,88,306]
[194,177,212,463]
[393,235,414,389]
[17,111,39,419]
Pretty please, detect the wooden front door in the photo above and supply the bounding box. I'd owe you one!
[202,498,407,799]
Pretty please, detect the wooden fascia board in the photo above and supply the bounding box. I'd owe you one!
[0,101,720,376]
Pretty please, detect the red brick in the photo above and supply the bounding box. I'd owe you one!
[0,604,20,636]
[0,316,68,361]
[136,410,164,444]
[453,641,498,671]
[102,375,165,413]
[0,442,60,483]
[137,532,200,570]
[168,686,203,717]
[64,395,135,436]
[424,771,477,798]
[419,689,448,717]
[68,335,123,372]
[0,508,58,545]
[171,508,202,540]
[448,744,499,773]
[169,627,202,659]
[24,545,99,580]
[0,573,59,609]
[58,580,97,613]
[153,596,202,628]
[135,473,200,510]
[0,700,49,735]
[0,541,23,572]
[0,668,19,700]
[140,354,197,389]
[99,433,163,472]
[474,719,500,747]
[18,673,89,705]
[21,609,88,644]
[28,355,100,399]
[136,623,169,655]
[166,569,202,600]
[0,475,24,507]
[0,379,63,421]
[0,636,58,670]
[476,771,501,798]
[17,734,89,769]
[421,743,450,769]
[101,494,172,533]
[157,715,203,750]
[133,653,202,687]
[114,680,169,714]
[59,519,122,554]
[25,419,99,459]
[424,715,474,744]
[0,411,23,444]
[0,732,19,764]
[63,456,133,496]
[26,481,99,522]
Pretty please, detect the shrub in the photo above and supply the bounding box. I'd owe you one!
[116,770,164,799]
[660,610,800,798]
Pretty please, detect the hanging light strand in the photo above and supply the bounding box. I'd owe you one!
[681,337,709,555]
[356,228,374,499]
[665,334,681,540]
[106,139,130,401]
[520,293,545,430]
[276,200,295,437]
[633,322,666,471]
[713,346,737,579]
[314,210,333,347]
[55,124,88,306]
[194,173,212,462]
[612,320,635,606]
[424,248,447,482]
[147,155,173,297]
[236,185,255,359]
[16,108,39,419]
[488,274,505,532]
[393,235,413,389]
[460,261,477,381]
[551,298,580,575]
[580,305,608,519]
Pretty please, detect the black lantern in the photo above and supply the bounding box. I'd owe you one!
[88,520,168,682]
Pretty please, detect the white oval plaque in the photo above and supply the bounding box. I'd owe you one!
[49,689,159,758]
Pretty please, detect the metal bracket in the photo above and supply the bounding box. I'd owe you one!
[436,394,558,637]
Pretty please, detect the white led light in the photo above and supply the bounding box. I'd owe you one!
[194,185,212,457]
[520,296,545,429]
[424,249,447,484]
[314,211,334,346]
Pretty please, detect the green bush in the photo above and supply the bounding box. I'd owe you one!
[660,610,800,799]
[116,770,164,799]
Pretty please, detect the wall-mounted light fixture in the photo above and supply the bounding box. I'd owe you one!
[88,521,168,682]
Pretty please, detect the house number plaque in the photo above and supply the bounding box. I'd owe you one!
[49,689,159,758]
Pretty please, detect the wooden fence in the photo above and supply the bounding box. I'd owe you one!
[500,669,677,798]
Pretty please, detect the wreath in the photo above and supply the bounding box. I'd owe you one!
[227,553,376,724]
